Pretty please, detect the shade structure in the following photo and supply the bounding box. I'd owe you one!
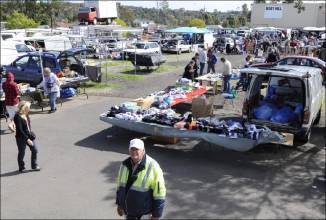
[164,27,212,34]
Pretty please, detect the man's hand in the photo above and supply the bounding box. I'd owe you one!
[117,206,124,216]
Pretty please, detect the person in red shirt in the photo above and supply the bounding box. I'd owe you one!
[2,72,20,132]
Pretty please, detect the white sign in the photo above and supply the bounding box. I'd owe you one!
[264,5,283,19]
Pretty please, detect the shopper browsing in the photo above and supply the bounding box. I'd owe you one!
[221,57,232,93]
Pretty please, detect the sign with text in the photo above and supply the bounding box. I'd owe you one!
[264,5,283,19]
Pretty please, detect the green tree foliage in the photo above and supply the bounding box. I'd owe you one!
[226,15,239,28]
[115,18,128,27]
[238,16,247,27]
[294,0,305,13]
[6,11,39,29]
[189,18,206,28]
[242,3,249,16]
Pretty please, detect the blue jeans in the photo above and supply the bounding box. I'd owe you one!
[49,92,58,111]
[223,75,231,93]
[199,62,205,76]
[16,137,38,170]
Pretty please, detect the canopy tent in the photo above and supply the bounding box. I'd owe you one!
[164,27,211,34]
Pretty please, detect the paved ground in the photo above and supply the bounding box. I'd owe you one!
[1,53,325,219]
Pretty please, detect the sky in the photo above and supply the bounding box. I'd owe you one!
[118,1,253,12]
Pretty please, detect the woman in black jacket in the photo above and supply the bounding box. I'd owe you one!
[14,101,40,173]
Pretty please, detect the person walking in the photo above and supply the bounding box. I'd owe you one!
[39,67,61,113]
[13,101,40,173]
[221,57,232,93]
[2,72,20,132]
[207,49,217,74]
[116,139,166,220]
[198,46,207,76]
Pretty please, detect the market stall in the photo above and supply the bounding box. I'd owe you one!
[99,83,287,151]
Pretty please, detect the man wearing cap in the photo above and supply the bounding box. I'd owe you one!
[116,139,166,220]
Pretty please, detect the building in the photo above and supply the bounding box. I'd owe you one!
[251,2,325,28]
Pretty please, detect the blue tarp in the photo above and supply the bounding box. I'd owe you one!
[164,27,212,34]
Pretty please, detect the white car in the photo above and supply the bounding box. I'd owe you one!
[241,65,324,143]
[123,42,161,55]
[0,39,34,65]
[161,39,192,54]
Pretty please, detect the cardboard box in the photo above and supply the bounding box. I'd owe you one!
[192,95,214,118]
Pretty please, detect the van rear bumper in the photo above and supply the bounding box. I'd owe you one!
[250,119,308,136]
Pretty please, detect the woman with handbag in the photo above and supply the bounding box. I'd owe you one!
[13,101,40,173]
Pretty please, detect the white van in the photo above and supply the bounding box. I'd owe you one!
[0,40,33,65]
[241,66,324,143]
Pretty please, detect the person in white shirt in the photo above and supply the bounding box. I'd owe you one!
[198,46,207,76]
[221,57,232,93]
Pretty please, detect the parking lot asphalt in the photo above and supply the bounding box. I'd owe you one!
[1,53,325,219]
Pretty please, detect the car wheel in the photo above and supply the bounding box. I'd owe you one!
[294,129,311,144]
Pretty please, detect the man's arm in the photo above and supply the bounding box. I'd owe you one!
[151,165,166,218]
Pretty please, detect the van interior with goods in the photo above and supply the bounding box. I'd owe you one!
[246,75,305,132]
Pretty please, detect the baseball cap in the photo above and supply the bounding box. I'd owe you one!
[129,139,144,150]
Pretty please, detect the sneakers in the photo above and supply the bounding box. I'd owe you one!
[31,166,41,171]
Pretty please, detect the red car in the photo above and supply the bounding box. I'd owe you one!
[250,55,326,80]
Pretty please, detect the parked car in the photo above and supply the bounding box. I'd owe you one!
[250,55,326,81]
[1,40,34,65]
[161,39,192,54]
[241,65,324,143]
[213,37,235,54]
[123,41,161,57]
[1,51,85,86]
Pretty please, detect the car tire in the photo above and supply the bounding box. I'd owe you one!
[313,108,321,125]
[294,129,311,144]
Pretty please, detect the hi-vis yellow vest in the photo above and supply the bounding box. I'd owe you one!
[116,155,166,217]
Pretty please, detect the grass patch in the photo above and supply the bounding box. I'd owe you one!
[83,81,120,89]
[120,63,180,75]
[104,72,144,80]
[102,60,130,67]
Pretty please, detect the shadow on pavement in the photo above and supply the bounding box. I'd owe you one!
[75,125,326,218]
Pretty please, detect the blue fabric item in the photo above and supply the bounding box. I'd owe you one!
[253,102,278,120]
[60,87,76,98]
[265,86,277,101]
[270,106,295,123]
[211,54,217,64]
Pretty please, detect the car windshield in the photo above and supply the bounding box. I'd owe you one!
[167,40,177,46]
[134,43,146,49]
[15,44,30,53]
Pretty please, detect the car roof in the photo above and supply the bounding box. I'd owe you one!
[280,56,326,67]
[240,65,322,78]
[63,48,90,53]
[25,51,60,58]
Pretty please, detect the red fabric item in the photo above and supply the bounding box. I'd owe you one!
[2,72,20,106]
[171,86,208,106]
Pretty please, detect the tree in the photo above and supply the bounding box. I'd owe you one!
[222,20,229,28]
[159,0,169,11]
[226,15,239,28]
[189,18,205,28]
[294,0,305,13]
[238,16,247,27]
[115,18,128,27]
[6,11,39,29]
[242,3,249,16]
